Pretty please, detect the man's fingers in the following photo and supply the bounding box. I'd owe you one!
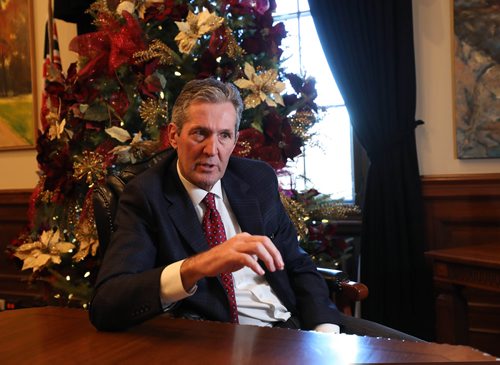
[253,235,284,270]
[236,234,284,272]
[243,255,265,276]
[261,236,285,270]
[205,233,285,276]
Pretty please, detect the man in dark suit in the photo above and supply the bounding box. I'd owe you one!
[90,78,420,341]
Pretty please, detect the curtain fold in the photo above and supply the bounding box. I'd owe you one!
[309,0,433,339]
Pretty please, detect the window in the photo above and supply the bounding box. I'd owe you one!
[274,0,354,202]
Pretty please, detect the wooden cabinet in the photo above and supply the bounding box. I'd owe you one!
[426,244,500,357]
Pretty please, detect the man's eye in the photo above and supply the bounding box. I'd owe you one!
[220,132,232,140]
[192,131,205,141]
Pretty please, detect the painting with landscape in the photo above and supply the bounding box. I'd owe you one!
[0,0,36,150]
[454,0,500,159]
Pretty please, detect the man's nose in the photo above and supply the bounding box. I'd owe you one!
[203,135,218,155]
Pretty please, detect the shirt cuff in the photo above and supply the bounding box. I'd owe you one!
[160,259,197,310]
[314,323,340,334]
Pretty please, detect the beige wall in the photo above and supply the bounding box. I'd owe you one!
[413,0,499,175]
[0,0,77,190]
[0,0,498,190]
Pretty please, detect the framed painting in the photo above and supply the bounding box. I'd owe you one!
[0,0,37,151]
[453,0,500,159]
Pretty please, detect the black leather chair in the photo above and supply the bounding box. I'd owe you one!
[92,148,368,316]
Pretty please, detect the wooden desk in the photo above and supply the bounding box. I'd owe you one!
[426,244,500,357]
[0,307,496,364]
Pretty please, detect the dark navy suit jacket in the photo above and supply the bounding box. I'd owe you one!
[90,150,340,331]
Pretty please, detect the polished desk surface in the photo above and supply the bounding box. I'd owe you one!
[0,307,496,364]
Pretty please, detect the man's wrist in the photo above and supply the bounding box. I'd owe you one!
[180,255,203,291]
[160,260,197,309]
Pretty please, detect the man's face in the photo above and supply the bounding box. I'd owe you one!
[168,101,238,191]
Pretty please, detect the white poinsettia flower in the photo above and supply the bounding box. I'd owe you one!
[116,0,136,15]
[175,10,224,54]
[14,229,75,273]
[234,63,286,109]
[105,126,132,143]
[73,222,99,262]
[48,118,66,141]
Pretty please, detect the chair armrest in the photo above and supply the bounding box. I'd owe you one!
[317,267,369,316]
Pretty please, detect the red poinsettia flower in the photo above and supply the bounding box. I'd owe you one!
[108,90,130,117]
[69,32,111,79]
[286,73,318,111]
[253,144,286,170]
[263,110,284,140]
[222,0,269,15]
[234,127,265,155]
[36,137,73,198]
[108,12,146,71]
[196,51,218,79]
[262,111,302,161]
[208,25,229,58]
[282,94,298,108]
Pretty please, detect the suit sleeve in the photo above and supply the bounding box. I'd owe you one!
[89,181,165,331]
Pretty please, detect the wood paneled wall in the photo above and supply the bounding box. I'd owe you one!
[421,173,500,251]
[421,174,500,355]
[0,190,45,309]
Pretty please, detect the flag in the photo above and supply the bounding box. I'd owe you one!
[41,3,63,131]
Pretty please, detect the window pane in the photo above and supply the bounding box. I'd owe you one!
[274,1,298,16]
[274,0,309,15]
[299,16,344,106]
[279,16,344,107]
[306,107,353,200]
[283,107,353,201]
[275,0,354,201]
[298,0,310,12]
[279,18,300,74]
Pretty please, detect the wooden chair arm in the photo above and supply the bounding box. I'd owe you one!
[317,267,369,316]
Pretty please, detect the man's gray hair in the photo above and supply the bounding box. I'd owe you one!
[170,78,244,133]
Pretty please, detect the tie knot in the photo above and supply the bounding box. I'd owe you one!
[203,193,216,211]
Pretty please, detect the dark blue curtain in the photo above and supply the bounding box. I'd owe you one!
[309,0,433,339]
[54,0,95,35]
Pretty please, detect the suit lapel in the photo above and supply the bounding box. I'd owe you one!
[222,168,264,236]
[162,156,209,254]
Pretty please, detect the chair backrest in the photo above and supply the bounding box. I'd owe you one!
[92,149,171,257]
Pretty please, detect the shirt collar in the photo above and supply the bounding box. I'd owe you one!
[176,161,223,206]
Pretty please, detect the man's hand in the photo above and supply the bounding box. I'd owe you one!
[180,232,284,291]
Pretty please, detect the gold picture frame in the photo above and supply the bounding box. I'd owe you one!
[0,0,37,151]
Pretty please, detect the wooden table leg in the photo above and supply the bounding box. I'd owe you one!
[435,283,468,344]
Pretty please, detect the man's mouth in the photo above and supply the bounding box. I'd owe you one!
[197,162,217,171]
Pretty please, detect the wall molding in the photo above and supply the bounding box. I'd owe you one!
[421,173,500,197]
[421,173,500,251]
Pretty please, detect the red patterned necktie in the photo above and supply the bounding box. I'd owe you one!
[202,193,239,323]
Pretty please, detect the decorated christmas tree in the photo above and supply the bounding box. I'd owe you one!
[9,0,357,307]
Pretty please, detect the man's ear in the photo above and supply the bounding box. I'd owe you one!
[167,123,178,149]
[234,131,239,145]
